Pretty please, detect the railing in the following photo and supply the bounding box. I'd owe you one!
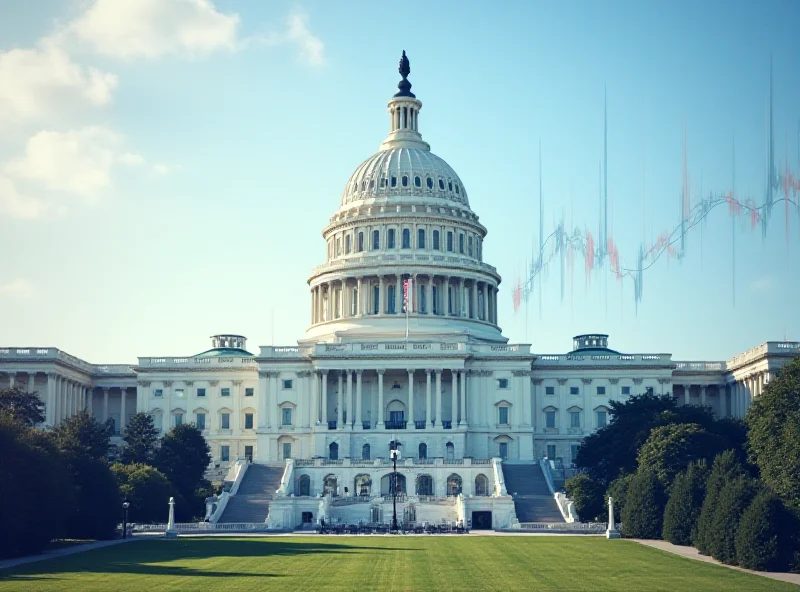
[385,421,407,430]
[209,459,249,523]
[534,353,674,365]
[330,495,372,506]
[276,458,294,497]
[362,421,371,430]
[727,341,800,369]
[441,421,452,429]
[516,522,615,532]
[492,458,507,496]
[414,421,426,430]
[134,522,274,533]
[674,361,725,372]
[138,356,258,368]
[310,253,499,277]
[327,421,337,430]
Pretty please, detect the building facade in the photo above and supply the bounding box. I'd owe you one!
[2,53,799,527]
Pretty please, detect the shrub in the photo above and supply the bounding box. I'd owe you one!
[735,491,800,572]
[112,463,177,524]
[637,423,725,489]
[707,475,758,564]
[662,461,709,545]
[621,469,666,539]
[565,473,604,522]
[694,450,744,554]
[64,456,121,540]
[606,473,634,520]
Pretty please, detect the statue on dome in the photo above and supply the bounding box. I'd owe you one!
[399,50,410,79]
[394,50,415,98]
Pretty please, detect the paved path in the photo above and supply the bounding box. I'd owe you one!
[0,537,146,571]
[633,539,800,586]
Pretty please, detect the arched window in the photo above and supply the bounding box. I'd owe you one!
[475,474,490,496]
[355,474,371,496]
[446,231,453,252]
[324,474,338,496]
[336,237,341,256]
[416,474,434,496]
[329,442,339,460]
[458,234,464,254]
[388,228,396,249]
[447,473,462,496]
[445,442,455,461]
[345,235,351,254]
[357,232,364,252]
[388,285,396,314]
[402,175,409,187]
[372,229,380,250]
[432,285,438,315]
[296,474,310,496]
[439,179,445,190]
[391,176,397,187]
[414,176,421,188]
[417,228,425,249]
[402,228,410,249]
[362,443,371,460]
[418,443,427,459]
[448,181,453,192]
[468,236,473,256]
[369,179,375,189]
[455,184,460,195]
[373,285,380,314]
[380,176,387,188]
[433,230,440,250]
[426,177,433,189]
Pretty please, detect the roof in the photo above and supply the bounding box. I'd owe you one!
[570,347,621,355]
[194,347,254,358]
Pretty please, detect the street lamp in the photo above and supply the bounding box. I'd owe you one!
[389,440,402,532]
[122,500,130,539]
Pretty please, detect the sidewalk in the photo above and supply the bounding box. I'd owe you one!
[633,539,800,586]
[0,537,145,571]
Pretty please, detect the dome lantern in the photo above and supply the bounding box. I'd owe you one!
[381,51,429,152]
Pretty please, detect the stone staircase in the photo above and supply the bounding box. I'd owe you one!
[502,463,565,523]
[217,464,285,523]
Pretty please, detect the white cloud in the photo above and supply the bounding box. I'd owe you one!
[151,163,182,176]
[63,0,240,60]
[0,278,36,298]
[5,127,124,199]
[283,10,325,67]
[0,42,117,128]
[118,152,145,166]
[0,176,49,220]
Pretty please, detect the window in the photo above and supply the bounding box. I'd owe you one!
[282,408,293,426]
[439,179,445,190]
[221,445,230,462]
[432,285,438,314]
[153,413,163,431]
[402,228,410,248]
[596,411,608,428]
[546,444,556,459]
[345,235,351,254]
[282,443,292,460]
[380,176,387,188]
[447,231,453,252]
[174,388,184,398]
[571,444,580,463]
[154,389,163,398]
[418,443,427,459]
[545,386,555,395]
[245,446,253,462]
[244,413,254,429]
[499,406,509,425]
[475,474,490,496]
[391,176,397,187]
[196,413,206,430]
[357,232,364,252]
[458,234,464,253]
[570,386,579,395]
[245,388,254,397]
[570,411,581,428]
[433,230,440,250]
[329,442,339,460]
[174,413,183,427]
[417,228,425,249]
[468,236,473,256]
[414,176,421,187]
[621,386,631,395]
[373,285,380,314]
[221,413,230,430]
[221,388,230,397]
[372,230,380,250]
[448,181,453,192]
[402,175,408,187]
[388,228,396,249]
[546,411,556,428]
[362,443,371,460]
[282,379,293,389]
[297,475,310,496]
[388,285,396,314]
[197,388,206,397]
[596,386,606,395]
[498,443,508,460]
[336,237,341,256]
[426,177,433,189]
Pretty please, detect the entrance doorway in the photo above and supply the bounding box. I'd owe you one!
[472,511,492,530]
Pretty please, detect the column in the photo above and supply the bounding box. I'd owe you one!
[269,374,279,428]
[346,370,353,427]
[425,369,432,428]
[407,369,415,428]
[86,387,93,415]
[458,278,466,317]
[472,280,478,319]
[120,387,127,430]
[459,370,467,426]
[321,371,329,425]
[27,372,35,393]
[684,384,691,406]
[357,277,363,316]
[311,371,319,426]
[356,370,363,428]
[337,371,344,428]
[521,372,531,427]
[258,372,269,427]
[66,381,72,417]
[435,370,442,426]
[377,370,385,427]
[325,282,333,321]
[701,386,707,407]
[102,387,109,422]
[46,374,56,425]
[55,377,62,423]
[450,369,458,425]
[482,282,489,321]
[8,372,15,388]
[378,276,385,316]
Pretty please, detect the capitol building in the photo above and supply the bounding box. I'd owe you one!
[2,53,799,530]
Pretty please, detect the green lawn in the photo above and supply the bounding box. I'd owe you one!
[0,536,793,591]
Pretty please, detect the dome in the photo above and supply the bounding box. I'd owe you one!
[340,147,469,208]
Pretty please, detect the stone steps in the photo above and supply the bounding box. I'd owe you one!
[217,464,285,523]
[502,463,564,523]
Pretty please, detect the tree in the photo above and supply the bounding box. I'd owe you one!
[661,461,709,545]
[153,423,211,519]
[707,474,758,564]
[0,387,45,426]
[565,473,604,522]
[0,414,72,558]
[637,423,725,489]
[111,463,176,524]
[51,410,113,460]
[746,357,800,509]
[606,473,634,521]
[122,413,159,464]
[62,455,121,540]
[621,469,666,539]
[694,450,745,555]
[735,491,800,572]
[575,393,716,488]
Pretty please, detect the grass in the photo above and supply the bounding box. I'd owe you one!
[0,536,794,591]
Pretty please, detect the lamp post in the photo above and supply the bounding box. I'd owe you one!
[389,440,401,532]
[122,501,130,539]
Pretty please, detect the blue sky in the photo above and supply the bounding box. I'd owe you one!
[1,0,798,363]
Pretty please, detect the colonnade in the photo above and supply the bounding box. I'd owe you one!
[2,370,91,426]
[310,274,497,325]
[303,368,467,430]
[727,372,769,418]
